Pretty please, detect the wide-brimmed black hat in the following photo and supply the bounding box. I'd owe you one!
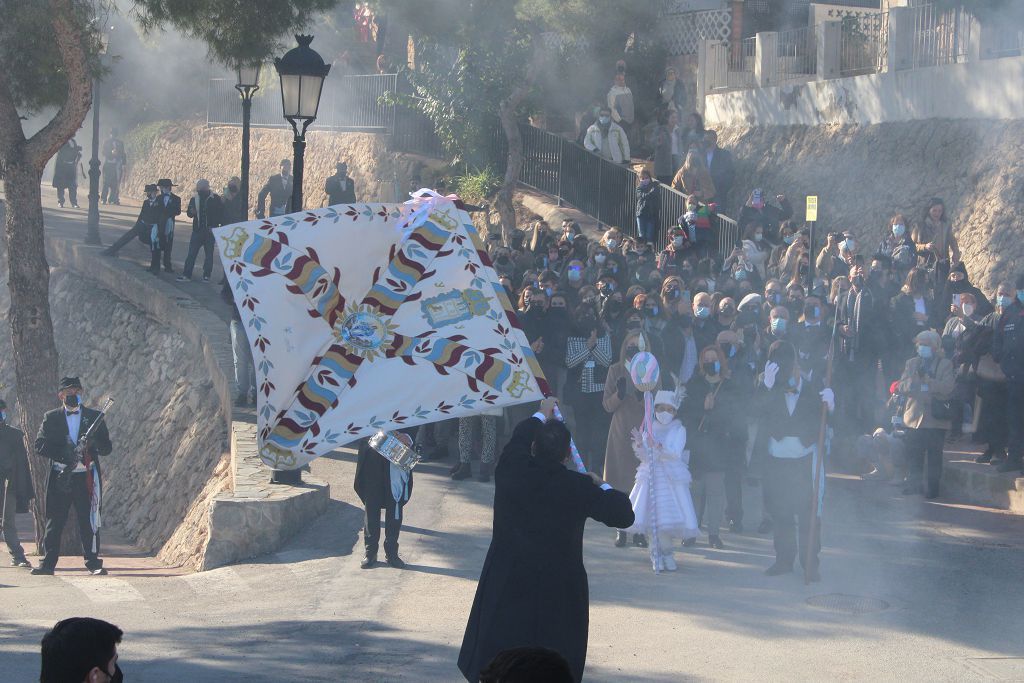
[144,183,158,193]
[157,178,176,188]
[59,376,83,391]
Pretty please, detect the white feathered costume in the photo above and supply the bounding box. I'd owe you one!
[626,391,699,546]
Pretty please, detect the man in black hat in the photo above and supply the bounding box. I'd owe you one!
[101,127,127,205]
[0,398,33,568]
[324,161,357,205]
[103,183,164,264]
[156,178,182,273]
[31,377,113,576]
[256,159,293,219]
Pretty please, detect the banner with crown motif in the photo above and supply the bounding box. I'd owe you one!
[213,191,547,470]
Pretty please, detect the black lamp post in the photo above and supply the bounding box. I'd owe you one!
[274,35,331,213]
[85,32,109,246]
[235,62,261,221]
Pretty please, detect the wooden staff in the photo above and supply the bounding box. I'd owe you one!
[804,311,838,584]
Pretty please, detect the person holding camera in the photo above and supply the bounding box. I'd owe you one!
[31,377,113,576]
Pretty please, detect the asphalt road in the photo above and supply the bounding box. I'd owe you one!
[3,446,1024,682]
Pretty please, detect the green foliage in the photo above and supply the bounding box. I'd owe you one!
[123,119,175,164]
[0,0,107,114]
[130,0,344,66]
[452,167,502,203]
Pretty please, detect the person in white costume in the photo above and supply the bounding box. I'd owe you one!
[626,390,699,572]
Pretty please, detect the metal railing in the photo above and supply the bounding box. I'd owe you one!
[911,2,973,68]
[706,38,754,92]
[840,11,889,76]
[206,73,398,132]
[774,25,818,82]
[488,122,738,254]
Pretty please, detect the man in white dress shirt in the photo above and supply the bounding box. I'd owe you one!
[31,377,113,576]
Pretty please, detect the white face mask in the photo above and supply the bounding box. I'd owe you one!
[962,303,975,317]
[655,410,674,425]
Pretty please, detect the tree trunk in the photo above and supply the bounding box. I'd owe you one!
[0,0,95,551]
[1,156,62,549]
[493,38,545,247]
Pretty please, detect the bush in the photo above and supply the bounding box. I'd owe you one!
[452,167,502,203]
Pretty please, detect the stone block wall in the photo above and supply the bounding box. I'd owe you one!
[716,119,1024,291]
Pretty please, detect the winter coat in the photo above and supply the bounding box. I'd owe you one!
[583,122,630,164]
[635,182,660,219]
[682,375,746,475]
[993,301,1024,382]
[458,415,634,682]
[898,355,955,430]
[671,164,716,203]
[602,335,662,491]
[0,424,34,513]
[51,142,81,189]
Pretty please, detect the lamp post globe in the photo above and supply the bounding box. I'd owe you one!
[274,34,331,215]
[235,62,261,221]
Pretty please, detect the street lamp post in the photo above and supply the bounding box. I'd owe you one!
[85,33,109,246]
[235,63,261,220]
[269,35,330,486]
[274,34,331,213]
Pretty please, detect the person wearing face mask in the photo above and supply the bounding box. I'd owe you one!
[897,331,955,497]
[936,262,993,328]
[32,377,113,576]
[255,158,293,219]
[755,342,834,580]
[583,106,630,164]
[542,294,572,398]
[876,213,917,283]
[940,291,984,441]
[603,332,662,547]
[153,178,182,274]
[658,226,692,274]
[625,389,698,571]
[179,179,224,283]
[992,274,1024,474]
[971,282,1013,466]
[741,222,771,279]
[691,292,722,353]
[766,306,789,342]
[102,184,165,266]
[793,296,829,381]
[565,304,614,472]
[635,169,660,245]
[738,188,792,244]
[325,161,357,205]
[40,617,124,683]
[684,345,745,548]
[221,176,244,224]
[891,267,937,365]
[0,398,33,568]
[600,229,628,275]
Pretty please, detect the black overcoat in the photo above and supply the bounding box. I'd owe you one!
[352,429,415,510]
[34,407,113,487]
[0,424,34,512]
[458,416,635,682]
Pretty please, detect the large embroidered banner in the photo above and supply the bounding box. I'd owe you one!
[214,192,546,470]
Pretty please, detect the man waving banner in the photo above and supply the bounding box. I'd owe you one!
[214,191,546,471]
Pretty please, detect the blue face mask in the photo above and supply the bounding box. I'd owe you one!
[734,269,748,281]
[598,115,611,125]
[892,223,906,238]
[771,317,787,335]
[787,376,798,388]
[567,270,581,283]
[695,306,711,319]
[783,235,795,245]
[998,295,1013,309]
[1018,291,1024,305]
[0,411,5,422]
[917,344,933,359]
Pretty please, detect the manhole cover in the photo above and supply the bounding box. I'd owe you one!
[806,593,889,614]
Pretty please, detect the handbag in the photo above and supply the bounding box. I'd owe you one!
[975,353,1006,383]
[930,396,954,421]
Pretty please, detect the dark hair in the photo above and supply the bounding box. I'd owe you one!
[532,420,571,464]
[41,617,123,683]
[479,647,574,683]
[924,197,946,222]
[767,340,797,384]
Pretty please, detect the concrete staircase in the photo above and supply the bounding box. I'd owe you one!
[942,447,1024,514]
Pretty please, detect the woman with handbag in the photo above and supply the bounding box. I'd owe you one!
[897,330,955,499]
[973,282,1013,465]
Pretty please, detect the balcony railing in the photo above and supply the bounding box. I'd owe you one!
[840,11,889,76]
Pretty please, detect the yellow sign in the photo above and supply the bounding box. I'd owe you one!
[806,195,818,222]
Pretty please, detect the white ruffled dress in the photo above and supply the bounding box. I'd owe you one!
[626,420,699,540]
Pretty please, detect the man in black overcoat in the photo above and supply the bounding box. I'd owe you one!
[0,398,34,568]
[354,429,416,569]
[156,178,182,273]
[754,342,833,581]
[325,161,357,205]
[31,377,113,576]
[458,398,635,683]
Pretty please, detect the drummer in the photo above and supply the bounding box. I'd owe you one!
[354,428,417,570]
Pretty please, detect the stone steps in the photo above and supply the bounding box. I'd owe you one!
[941,448,1024,514]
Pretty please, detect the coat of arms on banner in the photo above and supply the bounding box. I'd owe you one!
[214,192,546,470]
